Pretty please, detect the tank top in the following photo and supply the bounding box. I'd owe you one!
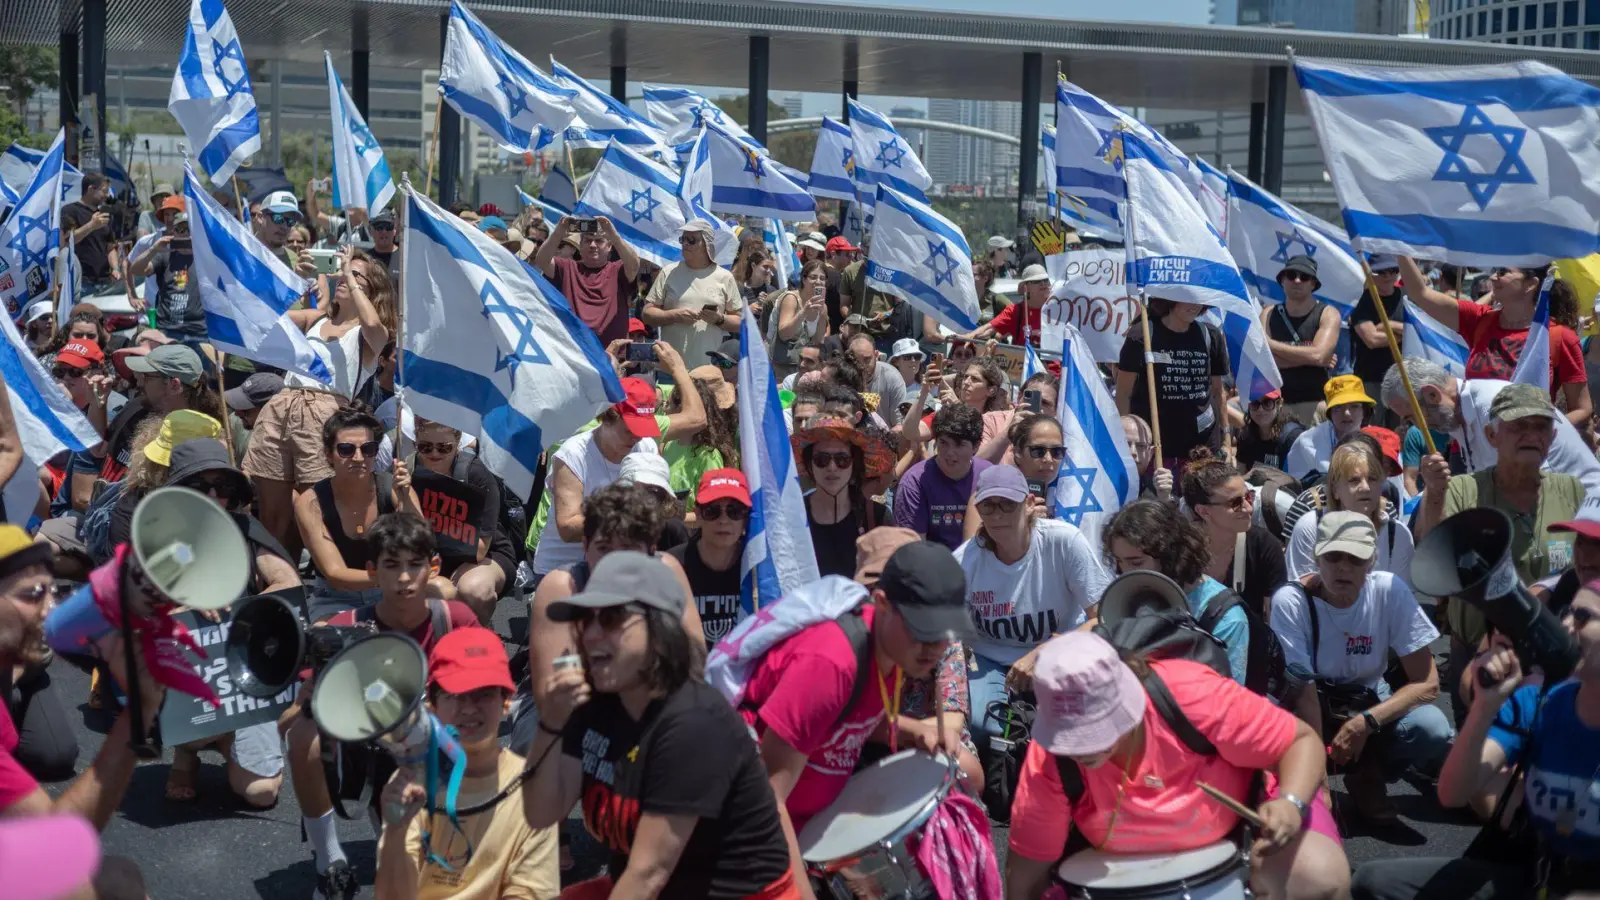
[1267,300,1329,404]
[312,477,396,572]
[284,319,380,399]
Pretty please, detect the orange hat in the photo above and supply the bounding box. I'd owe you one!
[158,196,186,214]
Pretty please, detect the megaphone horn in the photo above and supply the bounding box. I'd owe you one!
[310,633,463,771]
[226,593,307,699]
[129,486,250,611]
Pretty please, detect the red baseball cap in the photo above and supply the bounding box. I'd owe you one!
[614,377,662,439]
[825,236,858,253]
[428,627,515,694]
[628,317,647,336]
[1549,509,1600,541]
[1260,389,1282,401]
[1361,426,1402,473]
[696,468,752,507]
[56,341,104,370]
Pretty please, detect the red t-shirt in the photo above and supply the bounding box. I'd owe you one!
[988,301,1043,347]
[737,606,887,832]
[1456,299,1586,390]
[0,699,41,811]
[551,257,636,349]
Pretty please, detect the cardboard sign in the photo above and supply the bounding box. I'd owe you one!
[158,603,303,746]
[414,467,488,565]
[1042,248,1139,363]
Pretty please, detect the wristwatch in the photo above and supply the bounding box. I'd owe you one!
[1361,711,1380,733]
[1282,793,1310,830]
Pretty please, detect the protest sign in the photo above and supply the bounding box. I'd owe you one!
[1042,248,1138,363]
[159,593,305,745]
[413,466,489,569]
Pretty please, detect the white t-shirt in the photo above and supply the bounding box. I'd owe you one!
[1453,377,1600,507]
[1286,509,1415,589]
[645,261,742,368]
[530,428,659,574]
[1268,571,1438,689]
[954,518,1110,665]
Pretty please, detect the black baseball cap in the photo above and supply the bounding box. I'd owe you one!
[878,541,973,642]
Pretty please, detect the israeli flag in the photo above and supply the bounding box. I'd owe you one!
[0,129,65,320]
[401,187,624,501]
[573,140,685,268]
[644,86,764,151]
[737,306,818,612]
[184,164,331,383]
[550,59,669,153]
[677,130,739,266]
[1023,342,1044,381]
[540,164,577,215]
[864,184,980,332]
[439,0,575,153]
[53,235,81,327]
[1512,273,1554,390]
[808,115,857,202]
[1194,156,1230,239]
[0,311,100,525]
[168,0,261,185]
[104,149,134,202]
[1053,322,1139,542]
[518,184,565,225]
[1053,79,1137,237]
[848,99,931,209]
[324,53,395,215]
[1295,56,1600,266]
[1226,168,1363,318]
[763,219,796,289]
[1120,131,1283,400]
[698,121,814,221]
[1402,297,1469,378]
[1,143,84,212]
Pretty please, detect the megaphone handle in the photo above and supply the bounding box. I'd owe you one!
[118,593,162,760]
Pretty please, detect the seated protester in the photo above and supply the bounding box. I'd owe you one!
[409,418,513,624]
[617,452,692,552]
[1536,507,1600,615]
[45,341,110,517]
[528,355,705,581]
[958,467,1109,737]
[1285,374,1374,486]
[666,469,751,645]
[1236,389,1305,474]
[97,343,224,485]
[524,552,798,899]
[1182,450,1287,620]
[793,416,895,579]
[960,412,1067,542]
[105,410,224,553]
[1005,633,1349,900]
[294,408,442,624]
[894,404,993,550]
[1268,512,1452,823]
[1400,423,1451,498]
[1277,428,1398,546]
[283,513,478,899]
[1115,298,1231,470]
[661,371,737,523]
[1105,500,1253,685]
[221,372,285,461]
[1286,441,1416,588]
[376,628,558,900]
[1350,582,1600,900]
[741,541,974,894]
[1122,414,1174,502]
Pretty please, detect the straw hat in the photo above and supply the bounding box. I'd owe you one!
[791,415,896,479]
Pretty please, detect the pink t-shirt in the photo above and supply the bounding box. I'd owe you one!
[1009,659,1297,861]
[738,605,886,831]
[0,698,40,811]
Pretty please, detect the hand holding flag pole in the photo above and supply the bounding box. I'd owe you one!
[1360,258,1436,455]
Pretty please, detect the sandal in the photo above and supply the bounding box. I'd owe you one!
[165,748,201,802]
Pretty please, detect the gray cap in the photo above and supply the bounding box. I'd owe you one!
[1280,255,1318,283]
[547,551,686,621]
[1489,381,1557,423]
[123,343,204,386]
[1017,263,1051,285]
[987,235,1015,250]
[1368,253,1400,272]
[225,372,285,411]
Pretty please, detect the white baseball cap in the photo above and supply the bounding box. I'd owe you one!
[261,190,300,216]
[618,451,673,493]
[24,299,53,324]
[987,235,1015,250]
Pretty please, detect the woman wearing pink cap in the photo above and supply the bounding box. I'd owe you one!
[1005,632,1349,900]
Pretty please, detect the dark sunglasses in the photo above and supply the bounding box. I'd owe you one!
[1563,606,1596,629]
[370,222,396,232]
[417,441,456,455]
[1321,550,1367,566]
[1026,445,1067,461]
[1491,267,1522,278]
[699,501,749,522]
[678,234,703,245]
[710,357,738,370]
[265,211,298,226]
[182,474,245,507]
[575,603,646,632]
[335,440,381,459]
[1206,493,1252,512]
[52,366,86,380]
[810,451,853,470]
[1281,271,1314,283]
[977,497,1021,515]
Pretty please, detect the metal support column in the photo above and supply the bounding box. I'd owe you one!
[1018,52,1042,229]
[59,31,78,160]
[351,51,370,119]
[748,37,770,146]
[1246,101,1265,184]
[82,0,107,171]
[438,13,461,205]
[610,67,627,103]
[269,60,283,168]
[1264,66,1287,194]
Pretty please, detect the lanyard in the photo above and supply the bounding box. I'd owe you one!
[422,725,472,872]
[876,665,905,753]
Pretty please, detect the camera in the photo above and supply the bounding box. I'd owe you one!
[226,593,377,698]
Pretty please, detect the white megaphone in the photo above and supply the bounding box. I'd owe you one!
[310,633,463,772]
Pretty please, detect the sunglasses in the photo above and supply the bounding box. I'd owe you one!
[265,211,298,226]
[1373,268,1400,277]
[52,366,87,380]
[335,440,381,459]
[1281,271,1314,283]
[183,474,245,507]
[1206,493,1252,512]
[711,357,737,370]
[678,235,703,246]
[1255,397,1281,408]
[977,497,1021,515]
[1321,550,1367,566]
[417,441,455,455]
[810,451,854,470]
[1026,445,1067,461]
[371,222,395,232]
[575,603,645,632]
[699,501,749,522]
[1563,606,1597,629]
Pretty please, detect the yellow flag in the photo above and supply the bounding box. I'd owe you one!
[1555,255,1600,336]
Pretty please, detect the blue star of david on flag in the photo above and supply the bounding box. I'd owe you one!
[497,71,532,121]
[625,187,661,225]
[350,120,378,157]
[211,38,249,100]
[1271,227,1318,264]
[743,146,765,180]
[1424,104,1536,211]
[694,103,726,127]
[923,240,958,287]
[479,281,549,370]
[1094,128,1115,159]
[875,139,906,169]
[1051,459,1103,526]
[6,212,52,274]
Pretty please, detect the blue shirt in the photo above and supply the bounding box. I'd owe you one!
[1188,576,1250,686]
[1489,681,1600,860]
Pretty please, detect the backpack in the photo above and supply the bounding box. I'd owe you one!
[1243,465,1301,538]
[356,596,454,642]
[1193,588,1293,704]
[78,480,125,563]
[1093,607,1233,682]
[707,575,870,713]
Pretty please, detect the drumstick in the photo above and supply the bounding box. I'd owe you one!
[1196,781,1265,829]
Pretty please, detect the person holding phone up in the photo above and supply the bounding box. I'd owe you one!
[535,214,641,349]
[767,260,831,381]
[128,210,206,346]
[642,219,742,368]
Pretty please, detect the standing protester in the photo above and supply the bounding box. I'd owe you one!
[128,210,205,353]
[967,264,1051,348]
[61,173,121,292]
[1348,255,1407,425]
[986,235,1015,278]
[767,261,830,384]
[1115,299,1231,470]
[1284,375,1375,486]
[365,209,400,273]
[822,236,856,329]
[255,190,320,277]
[642,220,741,368]
[536,215,639,350]
[1261,256,1341,426]
[666,469,750,644]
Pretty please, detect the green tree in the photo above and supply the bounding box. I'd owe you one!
[0,47,57,118]
[711,94,815,172]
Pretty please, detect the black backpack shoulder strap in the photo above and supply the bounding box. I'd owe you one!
[832,608,873,730]
[1194,588,1244,635]
[1143,668,1216,757]
[1055,753,1086,805]
[452,449,474,483]
[428,597,451,640]
[1301,583,1321,673]
[356,603,379,626]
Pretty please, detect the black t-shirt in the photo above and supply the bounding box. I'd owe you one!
[61,201,112,280]
[1237,421,1304,473]
[99,399,151,483]
[824,267,844,332]
[151,248,205,337]
[666,534,744,645]
[1349,286,1405,384]
[807,499,888,579]
[1265,301,1330,404]
[1117,318,1229,462]
[562,681,792,898]
[1220,524,1287,620]
[659,518,691,553]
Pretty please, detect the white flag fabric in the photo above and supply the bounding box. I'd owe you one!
[326,52,395,215]
[1511,273,1554,390]
[1295,56,1600,266]
[847,99,931,209]
[643,86,764,150]
[808,116,857,203]
[0,130,65,320]
[1194,156,1231,239]
[0,143,82,216]
[864,184,980,333]
[401,188,625,501]
[439,0,575,154]
[763,219,796,290]
[1121,132,1283,401]
[1402,298,1470,378]
[678,131,739,267]
[573,141,686,268]
[1052,322,1139,553]
[551,59,670,154]
[737,307,819,611]
[1225,168,1363,318]
[52,235,81,328]
[184,164,331,383]
[168,0,261,185]
[539,164,577,215]
[699,122,815,221]
[0,306,99,525]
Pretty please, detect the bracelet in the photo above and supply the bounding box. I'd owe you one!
[1282,793,1310,829]
[537,719,564,738]
[1361,711,1380,732]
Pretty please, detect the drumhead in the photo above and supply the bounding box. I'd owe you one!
[1056,840,1241,889]
[798,750,953,864]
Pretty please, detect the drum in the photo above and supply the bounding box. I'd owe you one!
[797,749,957,900]
[1053,840,1250,899]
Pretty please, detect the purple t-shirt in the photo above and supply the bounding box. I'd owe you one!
[893,458,993,550]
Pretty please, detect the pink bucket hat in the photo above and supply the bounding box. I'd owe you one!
[1033,632,1146,757]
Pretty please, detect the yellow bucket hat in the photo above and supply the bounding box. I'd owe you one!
[0,524,52,579]
[1323,374,1375,409]
[142,409,223,467]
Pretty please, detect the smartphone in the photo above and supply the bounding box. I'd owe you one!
[309,248,342,275]
[1022,389,1044,414]
[552,653,583,672]
[574,218,599,234]
[626,343,658,363]
[702,303,720,315]
[1027,480,1049,502]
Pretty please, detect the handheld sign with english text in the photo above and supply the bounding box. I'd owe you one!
[159,593,306,746]
[1042,248,1136,364]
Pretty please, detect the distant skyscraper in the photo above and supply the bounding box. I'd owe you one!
[1433,0,1598,49]
[924,99,1020,189]
[1236,0,1407,34]
[780,95,804,119]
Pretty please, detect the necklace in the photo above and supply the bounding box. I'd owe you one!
[876,664,905,752]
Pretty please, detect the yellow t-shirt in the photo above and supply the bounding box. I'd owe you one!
[385,750,560,900]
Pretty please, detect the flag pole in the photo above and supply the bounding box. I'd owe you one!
[394,175,411,461]
[1114,125,1165,465]
[1361,259,1437,456]
[424,96,444,202]
[216,351,236,464]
